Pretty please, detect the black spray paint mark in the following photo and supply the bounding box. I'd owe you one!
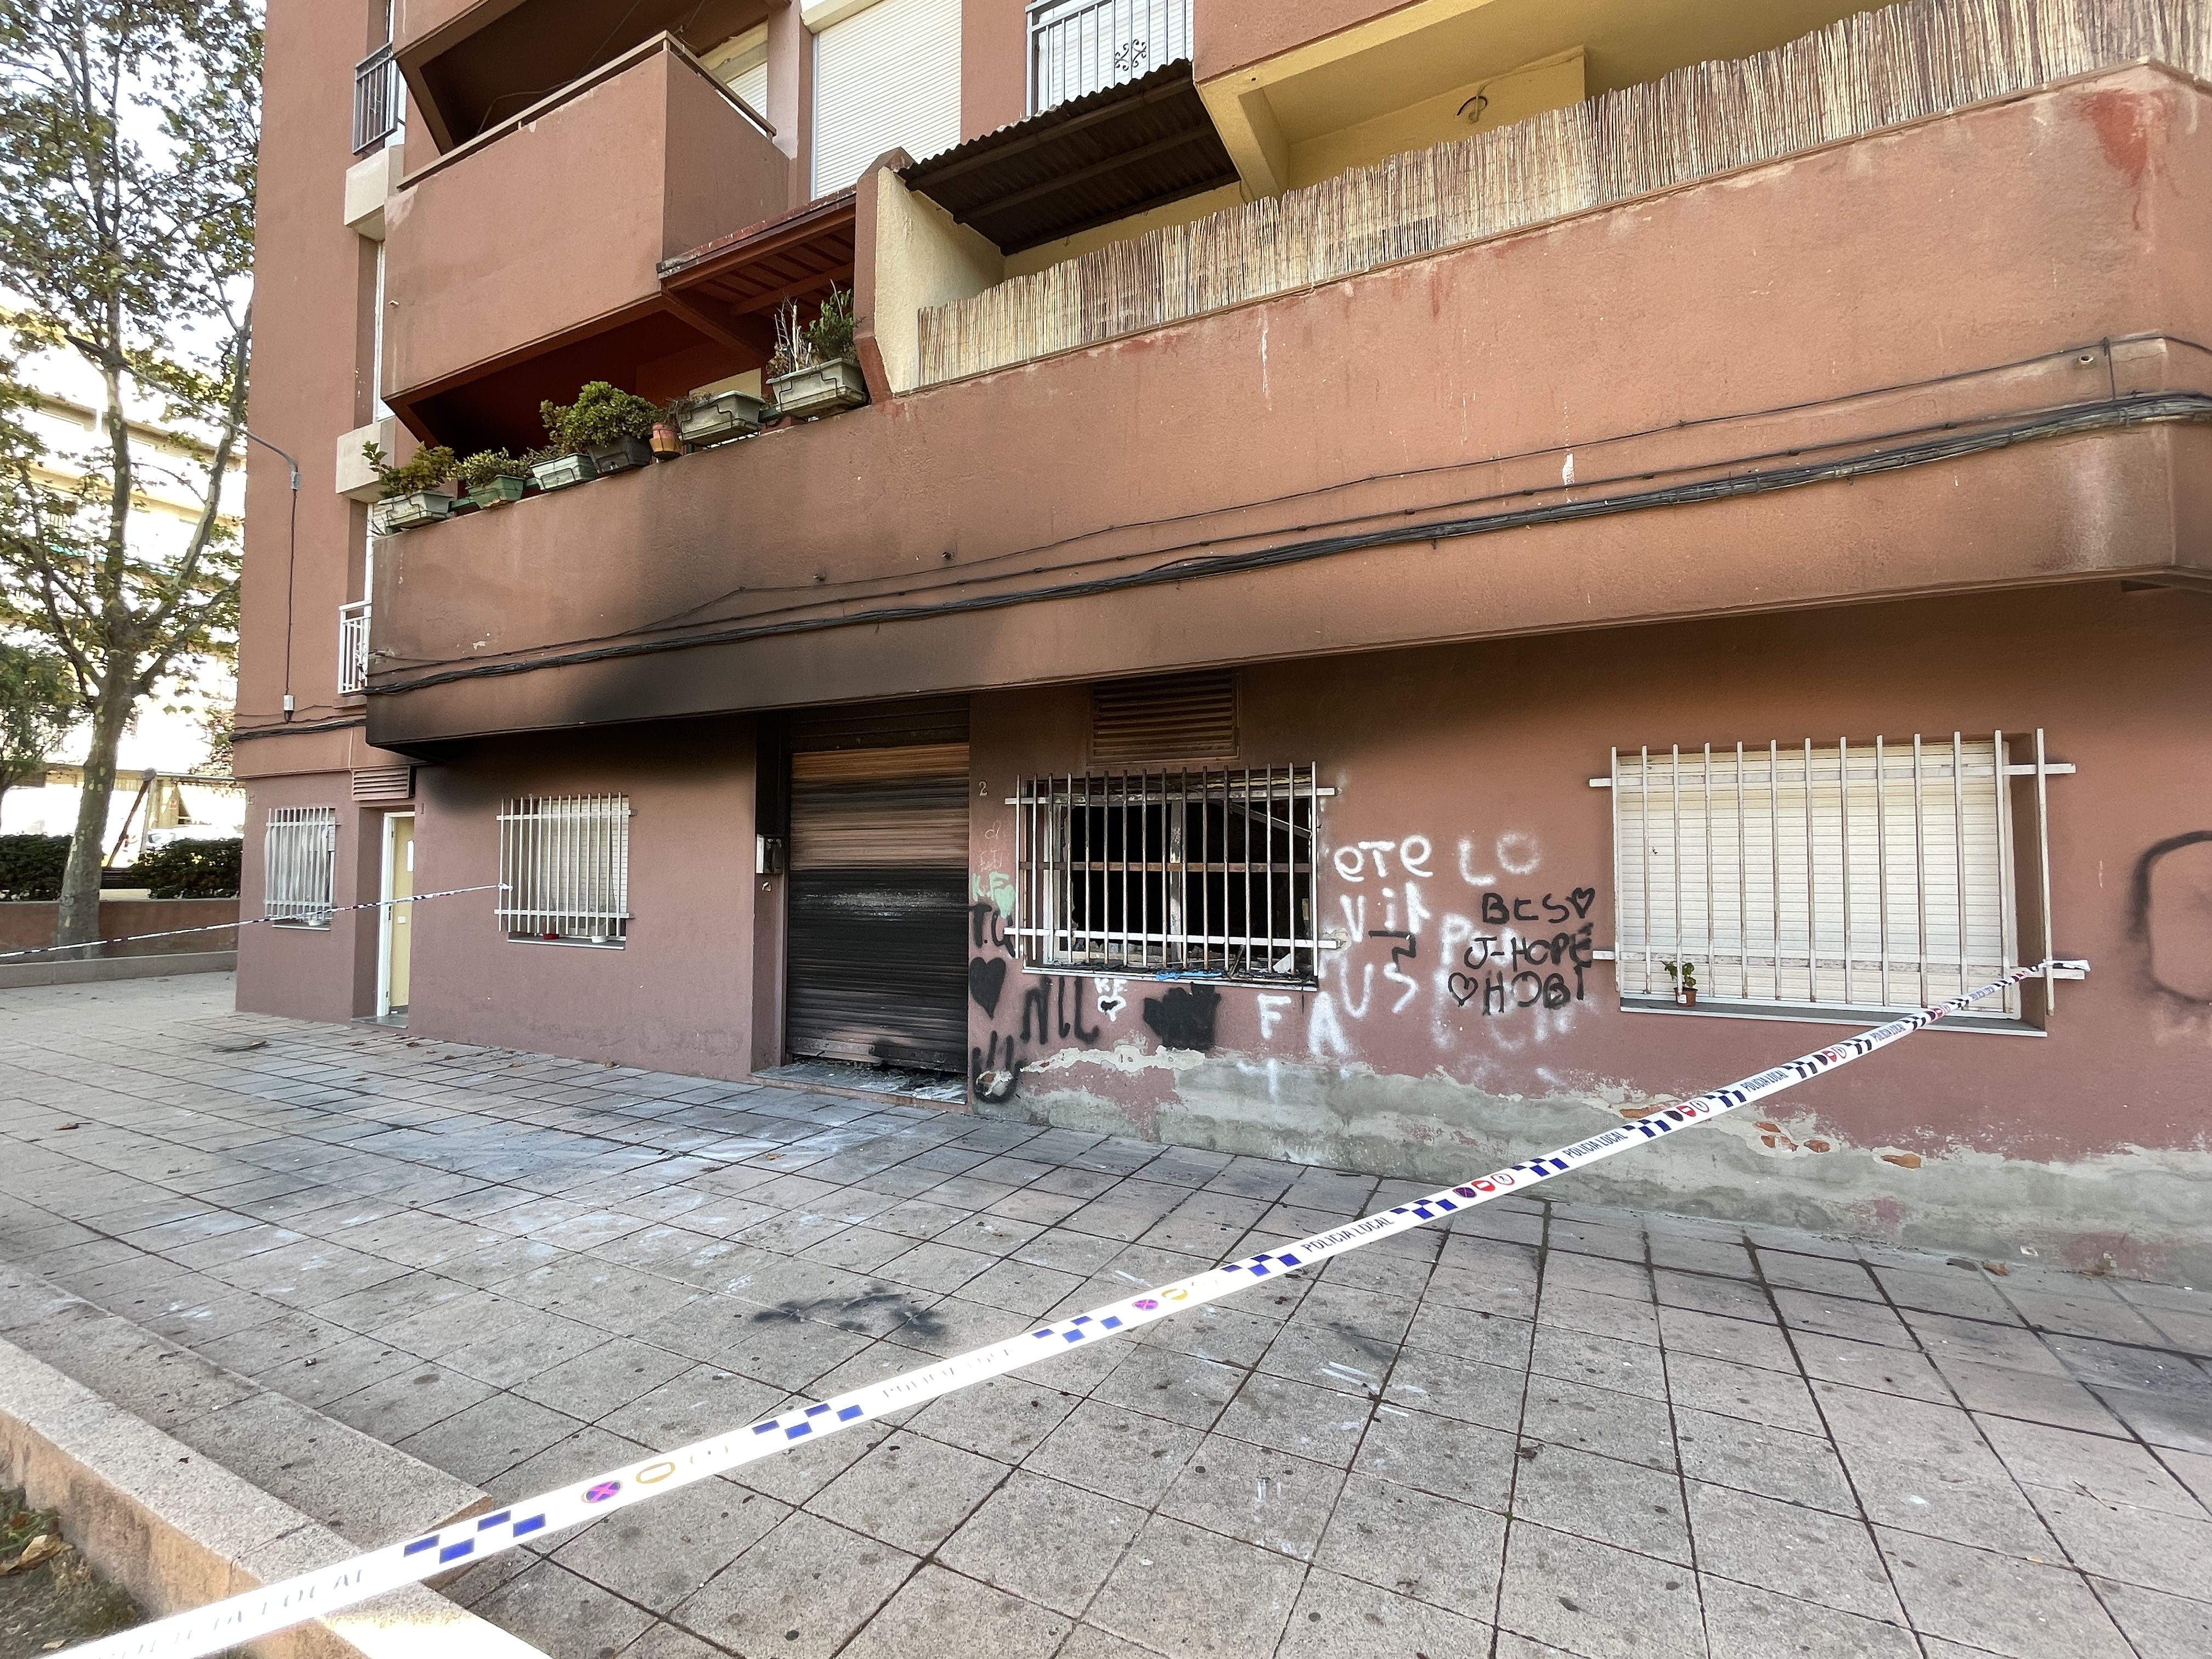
[1143,985,1221,1052]
[2130,831,2212,1006]
[1448,922,1594,1014]
[968,956,1008,1017]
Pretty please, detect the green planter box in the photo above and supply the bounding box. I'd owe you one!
[677,390,766,447]
[531,453,597,492]
[370,490,454,533]
[582,436,653,475]
[766,358,867,420]
[467,475,529,509]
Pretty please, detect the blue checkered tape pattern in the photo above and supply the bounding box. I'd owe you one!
[66,959,2080,1659]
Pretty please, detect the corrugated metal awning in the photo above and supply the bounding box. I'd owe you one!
[899,60,1237,255]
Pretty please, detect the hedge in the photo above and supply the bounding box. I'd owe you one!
[132,837,243,899]
[0,834,71,901]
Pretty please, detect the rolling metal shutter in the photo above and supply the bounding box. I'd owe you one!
[786,741,970,1069]
[810,0,964,198]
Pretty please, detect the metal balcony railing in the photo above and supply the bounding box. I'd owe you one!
[354,43,403,154]
[1028,0,1192,114]
[339,600,371,695]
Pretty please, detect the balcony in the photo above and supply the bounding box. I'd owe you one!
[395,1,777,151]
[338,601,371,697]
[381,34,791,455]
[360,48,2212,752]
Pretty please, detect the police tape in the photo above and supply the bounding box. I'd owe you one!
[0,885,506,961]
[61,958,2085,1659]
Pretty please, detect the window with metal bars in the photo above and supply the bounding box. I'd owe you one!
[497,795,630,947]
[1605,731,2070,1025]
[264,806,337,927]
[1011,766,1325,984]
[1029,0,1192,113]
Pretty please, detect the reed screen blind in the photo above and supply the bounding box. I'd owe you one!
[1012,766,1322,984]
[498,795,630,946]
[1611,736,2023,1018]
[264,806,337,926]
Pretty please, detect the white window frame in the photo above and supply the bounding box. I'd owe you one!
[1028,0,1192,114]
[497,794,631,947]
[264,805,338,927]
[810,0,964,198]
[1597,730,2075,1031]
[1009,765,1328,985]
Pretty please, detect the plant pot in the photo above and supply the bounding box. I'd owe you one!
[581,436,654,475]
[766,358,868,420]
[531,453,597,492]
[651,423,684,460]
[1674,987,1697,1008]
[676,390,766,447]
[370,489,454,533]
[467,475,529,509]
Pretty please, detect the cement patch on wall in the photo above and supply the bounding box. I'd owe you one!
[982,1053,2212,1285]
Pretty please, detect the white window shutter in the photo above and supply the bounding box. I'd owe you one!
[811,0,963,199]
[1612,736,2020,1014]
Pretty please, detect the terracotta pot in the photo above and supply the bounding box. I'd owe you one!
[651,422,683,459]
[1675,986,1698,1007]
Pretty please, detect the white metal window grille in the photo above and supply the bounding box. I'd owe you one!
[338,600,370,695]
[1606,732,2071,1022]
[1029,0,1191,113]
[1011,766,1325,983]
[498,795,630,946]
[264,806,337,927]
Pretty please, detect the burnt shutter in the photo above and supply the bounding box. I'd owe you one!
[1092,670,1237,763]
[785,740,970,1071]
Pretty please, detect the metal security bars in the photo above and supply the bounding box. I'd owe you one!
[338,601,371,695]
[1011,766,1325,983]
[1606,733,2070,1022]
[353,44,403,154]
[497,795,631,946]
[264,806,338,927]
[1028,0,1192,113]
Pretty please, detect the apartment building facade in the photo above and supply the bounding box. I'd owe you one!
[236,0,2212,1278]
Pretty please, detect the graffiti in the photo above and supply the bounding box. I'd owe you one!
[1143,985,1221,1052]
[1449,916,1595,1016]
[968,956,1008,1017]
[969,899,1009,951]
[2132,832,2212,1007]
[1096,977,1130,1022]
[1024,974,1101,1045]
[1331,837,1434,881]
[1479,889,1596,924]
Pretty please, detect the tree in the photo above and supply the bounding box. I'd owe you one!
[0,640,77,816]
[0,1,259,944]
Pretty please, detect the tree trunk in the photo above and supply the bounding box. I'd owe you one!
[55,670,139,947]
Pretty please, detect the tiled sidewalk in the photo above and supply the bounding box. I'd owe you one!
[1,978,2208,1659]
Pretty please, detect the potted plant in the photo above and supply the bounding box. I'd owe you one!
[457,449,531,509]
[1663,960,1699,1008]
[540,381,661,476]
[765,287,868,420]
[673,387,765,449]
[651,400,686,461]
[364,441,459,532]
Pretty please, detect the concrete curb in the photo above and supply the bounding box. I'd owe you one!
[0,950,236,990]
[0,1336,552,1659]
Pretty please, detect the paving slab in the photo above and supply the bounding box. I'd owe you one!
[1,975,2207,1659]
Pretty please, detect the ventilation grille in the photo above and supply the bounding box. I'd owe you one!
[1092,671,1236,763]
[352,765,414,802]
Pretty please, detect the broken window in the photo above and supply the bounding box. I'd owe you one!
[1011,766,1324,984]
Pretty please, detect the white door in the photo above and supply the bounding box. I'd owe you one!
[379,812,414,1018]
[811,0,963,198]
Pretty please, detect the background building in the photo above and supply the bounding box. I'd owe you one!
[237,0,2212,1279]
[1,345,244,858]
